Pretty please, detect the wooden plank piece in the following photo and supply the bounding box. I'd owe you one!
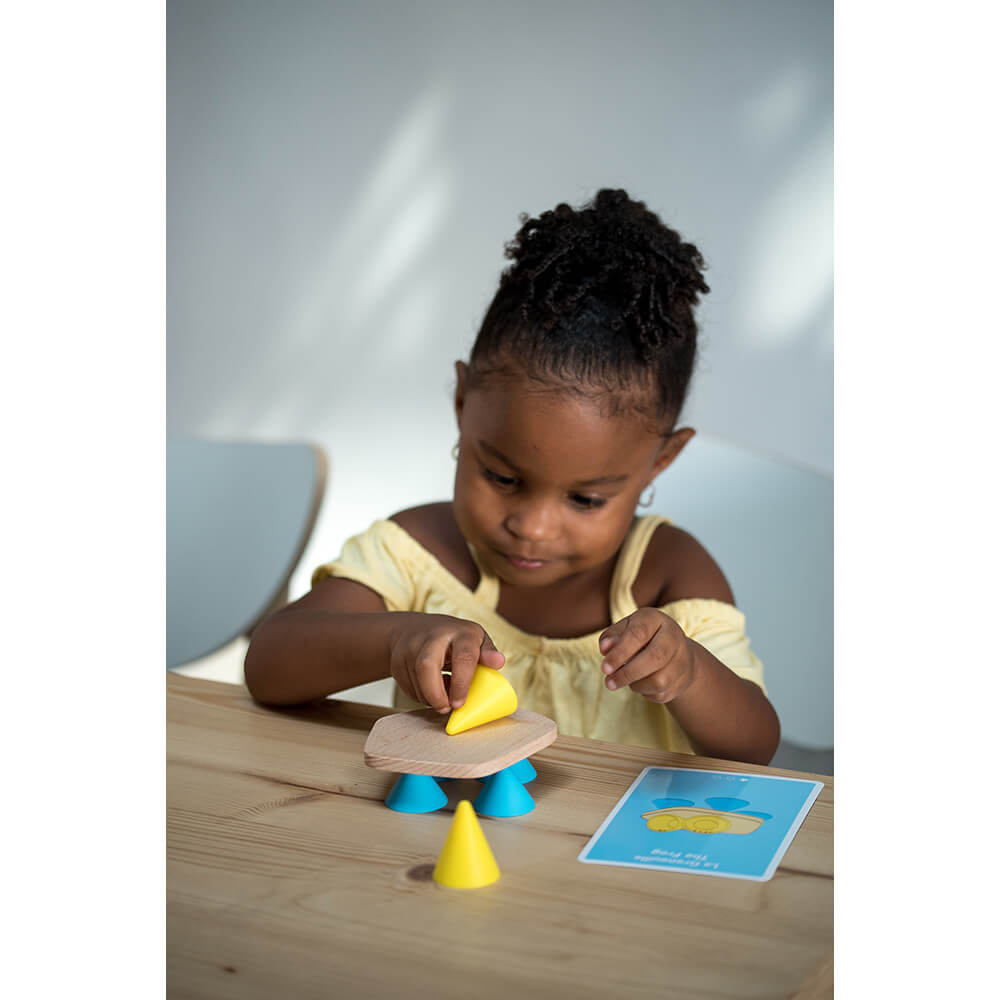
[363,706,557,778]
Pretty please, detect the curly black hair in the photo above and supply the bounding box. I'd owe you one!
[467,188,709,429]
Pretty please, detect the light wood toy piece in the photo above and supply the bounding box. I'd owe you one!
[364,707,557,779]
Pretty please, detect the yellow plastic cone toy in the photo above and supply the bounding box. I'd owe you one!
[432,800,500,889]
[446,665,517,735]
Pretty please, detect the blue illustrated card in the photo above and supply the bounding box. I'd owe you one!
[578,767,823,881]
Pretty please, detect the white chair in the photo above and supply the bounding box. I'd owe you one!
[650,434,833,771]
[167,439,327,670]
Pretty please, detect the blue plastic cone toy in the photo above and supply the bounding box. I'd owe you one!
[509,757,537,784]
[473,766,535,817]
[385,773,448,813]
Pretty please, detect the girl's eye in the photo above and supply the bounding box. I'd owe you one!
[569,493,607,510]
[483,467,519,488]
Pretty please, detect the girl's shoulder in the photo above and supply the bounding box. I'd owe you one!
[388,502,479,590]
[637,519,736,607]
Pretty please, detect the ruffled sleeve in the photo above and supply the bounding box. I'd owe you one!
[660,598,767,694]
[311,520,422,612]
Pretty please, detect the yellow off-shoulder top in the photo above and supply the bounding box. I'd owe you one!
[311,515,765,753]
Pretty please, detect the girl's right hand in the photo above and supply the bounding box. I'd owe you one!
[386,613,506,713]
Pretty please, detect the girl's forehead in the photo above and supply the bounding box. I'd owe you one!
[467,360,667,428]
[462,382,662,475]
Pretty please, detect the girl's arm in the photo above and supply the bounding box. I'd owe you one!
[244,577,504,709]
[670,651,780,764]
[600,523,781,765]
[243,576,398,704]
[600,609,780,765]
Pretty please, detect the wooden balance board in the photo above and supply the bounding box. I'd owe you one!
[364,707,557,779]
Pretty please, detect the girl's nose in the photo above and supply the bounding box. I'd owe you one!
[505,497,559,541]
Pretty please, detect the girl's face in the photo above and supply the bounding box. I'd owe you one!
[452,363,693,589]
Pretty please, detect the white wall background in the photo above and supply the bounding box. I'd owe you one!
[167,0,831,633]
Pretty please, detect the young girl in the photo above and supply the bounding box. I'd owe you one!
[245,189,780,765]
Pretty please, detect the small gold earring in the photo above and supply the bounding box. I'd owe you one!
[451,441,460,460]
[638,485,655,508]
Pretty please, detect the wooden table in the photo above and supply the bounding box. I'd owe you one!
[167,675,833,999]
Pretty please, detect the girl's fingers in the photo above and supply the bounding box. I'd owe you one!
[450,631,507,707]
[628,673,678,704]
[600,612,660,677]
[478,632,506,669]
[446,631,486,709]
[478,648,506,667]
[413,634,453,713]
[598,617,629,655]
[390,645,420,707]
[604,646,661,691]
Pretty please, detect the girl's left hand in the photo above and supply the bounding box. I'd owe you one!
[598,608,698,704]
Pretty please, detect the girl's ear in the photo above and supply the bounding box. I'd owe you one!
[649,427,695,481]
[454,360,468,423]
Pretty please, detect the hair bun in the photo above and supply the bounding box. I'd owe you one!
[471,189,710,424]
[503,188,709,347]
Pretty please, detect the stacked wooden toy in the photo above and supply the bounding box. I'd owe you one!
[363,665,558,888]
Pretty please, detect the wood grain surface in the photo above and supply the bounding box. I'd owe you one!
[167,674,833,1000]
[364,706,557,777]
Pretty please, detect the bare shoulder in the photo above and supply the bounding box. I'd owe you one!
[636,522,736,607]
[388,502,456,549]
[389,502,478,588]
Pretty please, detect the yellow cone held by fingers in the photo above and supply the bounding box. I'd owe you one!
[432,800,500,889]
[446,665,518,735]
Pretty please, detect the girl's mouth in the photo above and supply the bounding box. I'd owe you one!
[504,553,547,570]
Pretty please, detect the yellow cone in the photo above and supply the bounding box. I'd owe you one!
[432,800,500,889]
[446,665,517,735]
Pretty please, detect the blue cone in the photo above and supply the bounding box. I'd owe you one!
[509,757,537,784]
[474,766,535,817]
[385,773,448,813]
